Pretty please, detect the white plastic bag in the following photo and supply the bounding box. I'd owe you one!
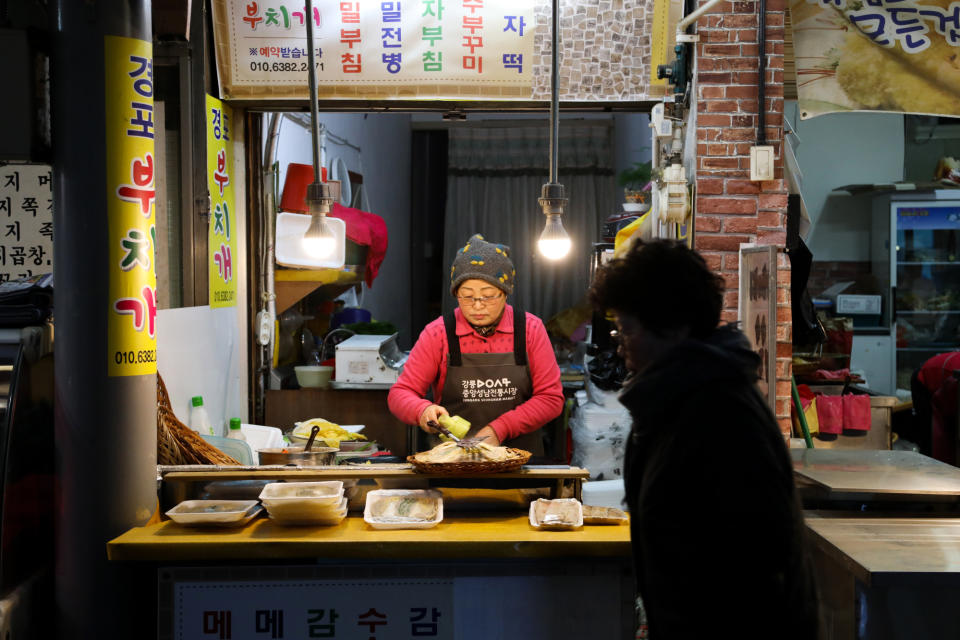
[570,390,631,480]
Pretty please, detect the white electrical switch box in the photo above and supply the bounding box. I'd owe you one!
[749,145,775,181]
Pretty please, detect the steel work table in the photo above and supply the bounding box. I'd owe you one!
[791,448,960,503]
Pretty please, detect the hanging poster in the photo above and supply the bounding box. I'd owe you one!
[211,0,534,99]
[207,95,238,308]
[211,0,664,102]
[0,164,53,282]
[791,0,960,119]
[738,245,777,410]
[105,35,158,377]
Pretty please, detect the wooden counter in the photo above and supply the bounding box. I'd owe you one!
[107,513,631,563]
[805,513,960,639]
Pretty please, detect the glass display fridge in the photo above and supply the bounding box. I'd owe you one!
[890,200,960,391]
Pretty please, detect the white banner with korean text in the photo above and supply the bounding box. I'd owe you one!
[791,0,960,119]
[211,0,535,100]
[0,164,53,282]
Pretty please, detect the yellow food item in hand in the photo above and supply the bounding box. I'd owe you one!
[293,418,367,448]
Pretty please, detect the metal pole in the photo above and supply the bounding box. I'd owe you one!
[305,0,322,183]
[53,1,157,637]
[549,0,559,184]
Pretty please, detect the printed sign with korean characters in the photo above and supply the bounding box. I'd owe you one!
[791,0,960,118]
[207,95,237,308]
[210,0,534,99]
[0,164,53,282]
[176,578,453,639]
[105,35,158,377]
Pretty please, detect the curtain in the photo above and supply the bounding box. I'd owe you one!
[442,123,616,322]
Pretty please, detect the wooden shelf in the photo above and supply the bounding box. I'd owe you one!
[274,264,364,314]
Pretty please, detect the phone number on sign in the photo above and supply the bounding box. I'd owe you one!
[114,349,156,366]
[249,61,324,73]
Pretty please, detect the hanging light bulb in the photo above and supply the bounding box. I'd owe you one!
[538,214,571,260]
[538,183,571,260]
[302,180,338,258]
[303,212,337,258]
[536,0,571,261]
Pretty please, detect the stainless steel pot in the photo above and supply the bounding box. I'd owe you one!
[257,446,337,466]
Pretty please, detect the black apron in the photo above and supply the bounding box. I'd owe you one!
[435,309,544,455]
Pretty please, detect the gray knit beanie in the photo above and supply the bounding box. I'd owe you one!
[449,234,516,295]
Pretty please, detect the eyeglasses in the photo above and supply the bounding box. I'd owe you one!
[457,294,503,306]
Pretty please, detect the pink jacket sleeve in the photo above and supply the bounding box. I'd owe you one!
[387,319,445,426]
[488,313,565,442]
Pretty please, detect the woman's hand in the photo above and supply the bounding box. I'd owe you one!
[418,404,449,432]
[474,425,500,446]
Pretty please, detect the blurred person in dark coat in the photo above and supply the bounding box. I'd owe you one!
[589,240,819,639]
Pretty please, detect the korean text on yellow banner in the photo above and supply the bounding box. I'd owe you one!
[105,35,157,377]
[207,95,237,308]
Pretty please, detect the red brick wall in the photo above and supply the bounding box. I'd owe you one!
[693,0,792,432]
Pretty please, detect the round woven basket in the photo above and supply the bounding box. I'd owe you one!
[406,448,531,475]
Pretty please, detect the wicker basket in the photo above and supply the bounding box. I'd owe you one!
[406,448,531,475]
[157,374,240,466]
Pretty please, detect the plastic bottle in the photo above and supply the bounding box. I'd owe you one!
[189,396,214,436]
[226,417,246,441]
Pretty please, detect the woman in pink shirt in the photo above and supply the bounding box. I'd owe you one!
[388,234,564,454]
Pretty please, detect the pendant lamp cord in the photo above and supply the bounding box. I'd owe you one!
[549,0,559,184]
[305,0,322,185]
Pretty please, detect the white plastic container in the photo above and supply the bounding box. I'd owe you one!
[189,396,214,436]
[529,498,583,531]
[363,489,443,529]
[165,500,262,527]
[259,481,346,525]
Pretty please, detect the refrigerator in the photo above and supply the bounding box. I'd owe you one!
[874,195,960,392]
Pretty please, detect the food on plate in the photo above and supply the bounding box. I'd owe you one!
[292,418,367,448]
[412,440,515,464]
[369,495,439,522]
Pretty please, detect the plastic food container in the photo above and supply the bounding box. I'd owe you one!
[363,489,443,529]
[294,365,334,388]
[259,481,346,525]
[165,500,262,527]
[529,498,583,531]
[581,505,628,525]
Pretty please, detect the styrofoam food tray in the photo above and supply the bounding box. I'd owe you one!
[259,481,344,506]
[363,489,443,529]
[267,496,348,526]
[529,498,583,531]
[166,500,262,527]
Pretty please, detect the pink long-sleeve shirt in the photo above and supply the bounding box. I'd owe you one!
[388,305,564,442]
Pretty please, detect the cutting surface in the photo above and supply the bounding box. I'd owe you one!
[805,514,960,586]
[107,513,630,562]
[791,449,960,496]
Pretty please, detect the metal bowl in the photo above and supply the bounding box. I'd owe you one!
[257,446,337,466]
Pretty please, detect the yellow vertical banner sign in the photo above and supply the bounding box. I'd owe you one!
[105,35,158,376]
[206,95,237,308]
